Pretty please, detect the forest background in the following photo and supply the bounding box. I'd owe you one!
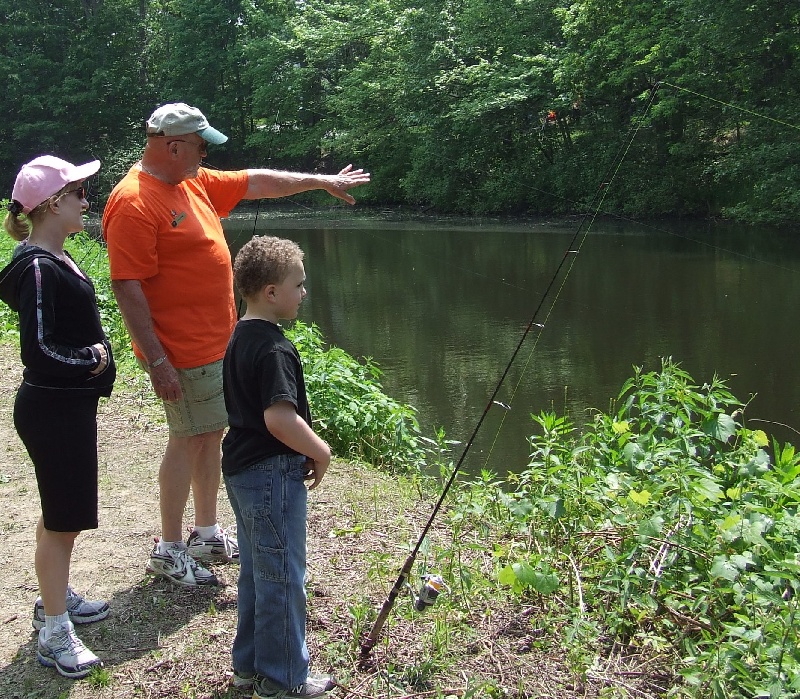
[1,0,798,224]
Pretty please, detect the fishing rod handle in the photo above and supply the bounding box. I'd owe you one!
[360,554,416,655]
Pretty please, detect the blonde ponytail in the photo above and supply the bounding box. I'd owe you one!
[3,209,31,242]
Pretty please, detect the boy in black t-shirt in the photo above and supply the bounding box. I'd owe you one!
[222,236,333,698]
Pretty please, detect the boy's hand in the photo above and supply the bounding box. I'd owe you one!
[263,404,331,488]
[304,457,329,490]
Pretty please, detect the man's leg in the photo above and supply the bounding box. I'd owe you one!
[190,428,224,528]
[159,434,196,543]
[149,432,220,586]
[159,428,223,540]
[157,360,236,567]
[184,428,240,563]
[147,360,231,585]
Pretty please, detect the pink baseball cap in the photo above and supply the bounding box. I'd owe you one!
[11,155,100,214]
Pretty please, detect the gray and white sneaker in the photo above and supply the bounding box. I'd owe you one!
[232,669,255,692]
[37,620,103,679]
[253,672,336,698]
[186,528,239,563]
[32,585,110,631]
[146,541,218,587]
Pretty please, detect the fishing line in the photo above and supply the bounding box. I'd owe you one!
[658,81,800,132]
[300,79,800,347]
[360,85,662,656]
[479,86,672,467]
[480,79,800,467]
[270,80,799,489]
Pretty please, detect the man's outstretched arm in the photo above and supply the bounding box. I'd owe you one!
[244,164,370,204]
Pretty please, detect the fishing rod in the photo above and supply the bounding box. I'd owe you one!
[359,84,661,657]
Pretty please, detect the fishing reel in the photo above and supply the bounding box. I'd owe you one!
[409,573,449,612]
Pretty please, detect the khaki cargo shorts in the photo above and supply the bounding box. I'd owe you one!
[138,358,227,436]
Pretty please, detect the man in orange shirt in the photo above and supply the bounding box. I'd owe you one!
[103,103,369,586]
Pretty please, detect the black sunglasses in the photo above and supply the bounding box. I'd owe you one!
[54,186,86,202]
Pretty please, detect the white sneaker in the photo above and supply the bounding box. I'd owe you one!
[32,585,110,631]
[186,528,239,563]
[146,541,218,586]
[37,620,103,679]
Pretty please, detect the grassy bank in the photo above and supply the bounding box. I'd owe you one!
[1,231,799,697]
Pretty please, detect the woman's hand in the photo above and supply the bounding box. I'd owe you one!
[89,343,108,375]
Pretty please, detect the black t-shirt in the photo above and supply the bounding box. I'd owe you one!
[221,319,312,475]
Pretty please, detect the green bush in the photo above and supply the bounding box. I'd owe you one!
[288,321,446,472]
[467,358,800,696]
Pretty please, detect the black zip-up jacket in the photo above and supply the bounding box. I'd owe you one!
[0,244,115,396]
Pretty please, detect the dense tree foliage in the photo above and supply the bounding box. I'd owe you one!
[1,0,797,222]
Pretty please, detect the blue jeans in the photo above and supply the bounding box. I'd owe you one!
[224,453,309,688]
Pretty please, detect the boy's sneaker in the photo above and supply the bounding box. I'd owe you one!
[253,672,336,698]
[146,541,218,586]
[32,585,110,631]
[231,669,255,692]
[186,528,239,563]
[37,620,103,679]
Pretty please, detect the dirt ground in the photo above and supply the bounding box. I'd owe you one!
[0,343,664,699]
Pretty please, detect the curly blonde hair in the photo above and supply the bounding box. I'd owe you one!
[233,236,305,299]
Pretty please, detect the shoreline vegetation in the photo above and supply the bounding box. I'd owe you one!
[1,232,799,698]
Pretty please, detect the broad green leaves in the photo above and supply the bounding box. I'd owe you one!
[482,358,800,695]
[498,560,560,595]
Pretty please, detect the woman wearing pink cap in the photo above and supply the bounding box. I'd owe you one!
[0,156,116,679]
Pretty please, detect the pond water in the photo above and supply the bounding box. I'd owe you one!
[224,212,800,476]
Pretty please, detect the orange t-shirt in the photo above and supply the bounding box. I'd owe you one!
[102,166,249,368]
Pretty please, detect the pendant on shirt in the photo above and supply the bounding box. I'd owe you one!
[171,210,187,228]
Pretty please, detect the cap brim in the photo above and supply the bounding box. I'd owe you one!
[198,126,228,145]
[71,160,101,181]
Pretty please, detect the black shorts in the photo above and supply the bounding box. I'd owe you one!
[13,383,100,532]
